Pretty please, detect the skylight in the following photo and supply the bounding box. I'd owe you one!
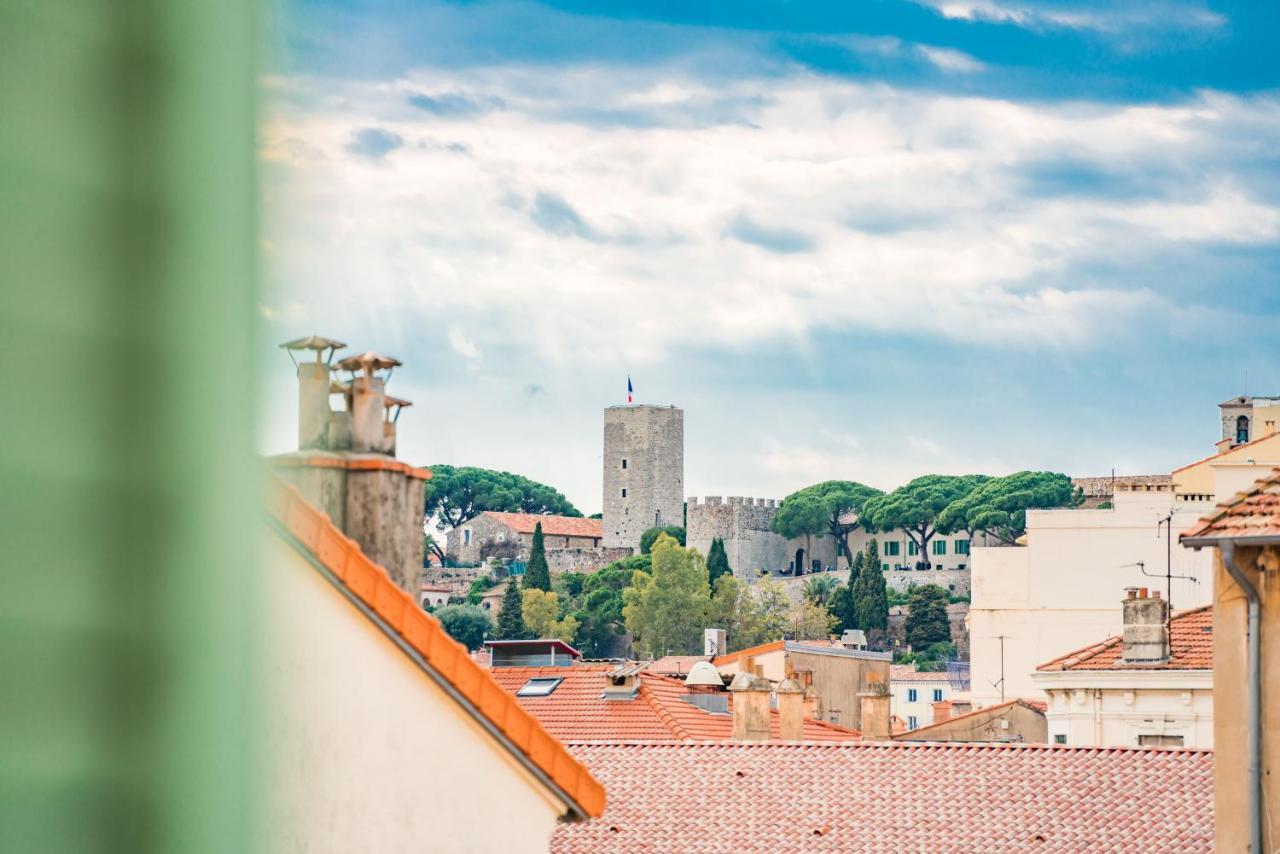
[517,677,563,697]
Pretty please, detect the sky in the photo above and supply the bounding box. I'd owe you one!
[260,0,1280,515]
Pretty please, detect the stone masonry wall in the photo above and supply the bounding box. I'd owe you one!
[687,496,840,578]
[603,405,684,550]
[546,547,634,575]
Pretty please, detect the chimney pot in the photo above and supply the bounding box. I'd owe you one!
[1121,587,1170,663]
[729,672,773,742]
[776,678,805,741]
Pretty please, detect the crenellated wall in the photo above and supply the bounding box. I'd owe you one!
[686,495,839,578]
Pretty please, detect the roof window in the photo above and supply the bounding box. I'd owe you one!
[517,677,564,697]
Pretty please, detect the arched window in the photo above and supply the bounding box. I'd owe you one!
[1237,414,1250,444]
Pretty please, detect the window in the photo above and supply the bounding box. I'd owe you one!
[463,528,472,545]
[1138,734,1184,747]
[932,540,946,555]
[907,689,918,702]
[482,601,491,610]
[884,541,900,556]
[908,716,918,729]
[882,563,889,572]
[621,488,627,498]
[1054,734,1067,745]
[955,539,969,555]
[1237,414,1250,445]
[516,677,564,697]
[932,688,943,702]
[621,458,628,469]
[907,540,919,556]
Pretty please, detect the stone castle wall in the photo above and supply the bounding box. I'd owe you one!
[602,405,684,550]
[686,496,840,578]
[546,546,634,575]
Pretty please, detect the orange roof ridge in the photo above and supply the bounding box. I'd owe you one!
[711,639,784,666]
[1171,432,1280,474]
[269,451,432,481]
[265,475,604,819]
[896,698,1047,738]
[636,680,694,741]
[1036,605,1214,672]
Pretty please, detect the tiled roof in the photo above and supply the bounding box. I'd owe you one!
[890,665,953,682]
[1037,606,1213,671]
[266,476,604,819]
[483,511,604,539]
[711,639,784,667]
[551,741,1212,853]
[488,665,860,742]
[645,655,710,676]
[1182,469,1280,542]
[896,698,1046,740]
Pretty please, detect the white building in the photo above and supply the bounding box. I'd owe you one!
[1033,593,1212,748]
[969,427,1280,710]
[891,665,965,731]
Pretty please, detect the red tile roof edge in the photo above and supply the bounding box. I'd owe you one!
[559,738,1212,754]
[481,511,604,538]
[1181,468,1280,541]
[1036,604,1214,672]
[265,475,604,819]
[1171,432,1280,474]
[711,639,785,667]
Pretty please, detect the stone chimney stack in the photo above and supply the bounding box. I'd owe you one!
[859,672,891,741]
[729,672,772,742]
[931,700,953,724]
[776,677,805,741]
[280,335,346,450]
[1122,587,1170,663]
[270,340,428,594]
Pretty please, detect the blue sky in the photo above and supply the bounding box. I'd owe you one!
[260,0,1280,513]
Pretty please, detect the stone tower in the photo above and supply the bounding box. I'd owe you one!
[603,404,684,550]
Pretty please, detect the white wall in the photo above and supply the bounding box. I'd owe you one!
[890,678,954,730]
[968,490,1215,707]
[1034,672,1213,748]
[263,535,568,853]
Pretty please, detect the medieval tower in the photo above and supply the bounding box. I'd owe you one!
[603,404,684,550]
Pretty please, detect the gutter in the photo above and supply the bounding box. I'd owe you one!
[1222,541,1262,853]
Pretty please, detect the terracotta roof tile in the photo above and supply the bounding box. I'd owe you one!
[645,655,710,676]
[890,665,954,682]
[483,511,604,539]
[488,666,860,742]
[1037,606,1213,671]
[710,639,784,667]
[1182,468,1280,542]
[551,741,1212,852]
[266,475,604,820]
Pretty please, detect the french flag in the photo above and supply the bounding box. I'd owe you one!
[627,375,633,404]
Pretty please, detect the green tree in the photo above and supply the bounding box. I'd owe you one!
[465,577,490,605]
[730,577,793,651]
[436,604,492,651]
[828,584,856,633]
[905,584,952,649]
[522,589,579,643]
[522,522,551,591]
[571,557,644,657]
[494,578,528,639]
[558,571,587,599]
[423,465,581,565]
[790,598,837,640]
[623,534,709,657]
[706,537,732,585]
[802,574,840,606]
[772,481,884,568]
[852,542,888,632]
[937,471,1082,544]
[640,525,686,554]
[861,474,988,568]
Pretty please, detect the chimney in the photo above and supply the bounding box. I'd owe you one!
[728,672,772,742]
[1122,587,1170,663]
[859,672,891,741]
[776,677,805,741]
[271,340,427,595]
[603,662,643,700]
[335,351,402,453]
[280,335,346,449]
[931,700,953,724]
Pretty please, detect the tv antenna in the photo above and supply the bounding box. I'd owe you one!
[987,635,1008,702]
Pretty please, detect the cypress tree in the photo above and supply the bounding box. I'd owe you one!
[523,521,551,591]
[495,578,527,639]
[706,537,731,585]
[852,542,888,631]
[905,584,951,649]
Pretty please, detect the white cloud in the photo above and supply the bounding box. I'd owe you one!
[448,327,483,362]
[920,0,1226,34]
[917,45,987,74]
[260,69,1280,372]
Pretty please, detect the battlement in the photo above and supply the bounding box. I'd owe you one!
[687,496,777,509]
